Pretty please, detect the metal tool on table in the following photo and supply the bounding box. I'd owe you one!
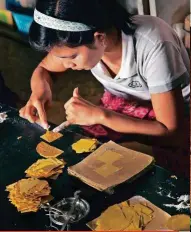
[41,191,90,231]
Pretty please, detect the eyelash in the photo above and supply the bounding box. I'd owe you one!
[71,55,77,60]
[60,55,77,60]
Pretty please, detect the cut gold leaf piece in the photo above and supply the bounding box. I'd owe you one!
[124,222,142,231]
[36,142,64,158]
[96,204,129,231]
[166,214,190,231]
[41,131,63,143]
[72,139,98,154]
[87,199,155,231]
[95,164,121,178]
[133,203,153,216]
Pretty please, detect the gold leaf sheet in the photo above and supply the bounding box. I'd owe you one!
[87,196,171,231]
[36,142,64,158]
[72,139,98,154]
[166,214,190,230]
[25,158,66,178]
[6,178,51,213]
[41,131,63,143]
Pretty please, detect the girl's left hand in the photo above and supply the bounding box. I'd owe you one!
[64,88,104,126]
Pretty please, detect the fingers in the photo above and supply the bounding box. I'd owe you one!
[19,105,36,122]
[64,88,84,110]
[73,87,79,98]
[65,87,89,111]
[66,114,75,124]
[64,96,80,110]
[24,105,37,123]
[19,100,48,129]
[65,105,79,124]
[19,107,25,118]
[34,101,48,129]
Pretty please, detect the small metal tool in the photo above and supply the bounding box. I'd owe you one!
[52,121,70,133]
[41,191,90,231]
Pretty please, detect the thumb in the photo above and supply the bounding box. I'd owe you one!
[73,87,80,98]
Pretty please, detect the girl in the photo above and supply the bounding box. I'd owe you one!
[20,0,190,151]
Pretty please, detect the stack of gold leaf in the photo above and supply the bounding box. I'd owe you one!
[72,138,98,154]
[88,201,154,231]
[6,178,51,213]
[25,158,66,179]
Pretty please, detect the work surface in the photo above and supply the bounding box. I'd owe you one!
[0,104,189,231]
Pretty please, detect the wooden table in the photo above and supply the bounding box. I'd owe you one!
[0,104,189,231]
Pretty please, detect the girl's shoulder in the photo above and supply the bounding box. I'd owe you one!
[132,15,179,46]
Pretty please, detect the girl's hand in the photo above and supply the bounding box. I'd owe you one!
[19,83,52,129]
[64,88,104,126]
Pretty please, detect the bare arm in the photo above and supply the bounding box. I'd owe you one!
[64,87,187,147]
[20,52,68,128]
[99,88,187,147]
[31,52,68,92]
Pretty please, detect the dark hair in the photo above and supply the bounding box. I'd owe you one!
[30,0,136,52]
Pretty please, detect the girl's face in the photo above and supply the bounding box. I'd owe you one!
[51,33,106,70]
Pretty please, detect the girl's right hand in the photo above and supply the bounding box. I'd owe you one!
[19,52,68,129]
[19,88,52,129]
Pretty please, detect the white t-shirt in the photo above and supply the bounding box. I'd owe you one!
[91,15,190,104]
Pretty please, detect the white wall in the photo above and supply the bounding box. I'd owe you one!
[117,0,138,14]
[117,0,190,25]
[155,0,190,25]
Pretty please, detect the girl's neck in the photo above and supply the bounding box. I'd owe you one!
[101,29,123,77]
[103,29,122,60]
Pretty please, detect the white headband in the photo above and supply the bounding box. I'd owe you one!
[34,9,93,32]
